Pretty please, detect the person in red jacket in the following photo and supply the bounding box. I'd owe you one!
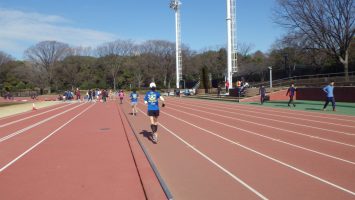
[225,80,230,93]
[75,88,81,102]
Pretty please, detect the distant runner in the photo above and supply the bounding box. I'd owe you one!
[130,89,139,116]
[118,90,124,104]
[259,85,266,105]
[322,81,336,111]
[144,82,165,143]
[286,83,297,107]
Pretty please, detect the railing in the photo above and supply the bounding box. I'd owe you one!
[192,80,200,90]
[251,71,355,88]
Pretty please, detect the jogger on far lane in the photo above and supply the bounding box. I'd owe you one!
[323,81,336,111]
[130,89,139,116]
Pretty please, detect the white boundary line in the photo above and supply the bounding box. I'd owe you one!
[135,106,268,200]
[0,103,86,143]
[0,103,94,173]
[164,106,355,165]
[169,99,355,136]
[148,105,355,196]
[171,99,355,129]
[0,103,73,128]
[178,97,355,122]
[169,103,355,148]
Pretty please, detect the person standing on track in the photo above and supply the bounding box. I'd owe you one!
[118,90,124,104]
[286,83,297,107]
[130,89,139,116]
[322,81,336,111]
[225,80,230,94]
[102,89,107,103]
[144,82,165,143]
[259,85,266,105]
[75,88,81,102]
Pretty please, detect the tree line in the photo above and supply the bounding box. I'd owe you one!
[0,0,354,93]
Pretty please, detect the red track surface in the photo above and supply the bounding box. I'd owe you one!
[120,97,355,200]
[1,97,354,200]
[0,101,165,200]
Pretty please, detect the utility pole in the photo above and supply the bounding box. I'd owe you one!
[170,0,182,89]
[226,0,238,91]
[268,66,273,88]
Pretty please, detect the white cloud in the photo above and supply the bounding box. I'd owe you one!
[0,8,118,59]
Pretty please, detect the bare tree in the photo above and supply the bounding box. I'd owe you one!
[24,41,70,93]
[237,42,255,58]
[274,0,355,80]
[0,51,13,86]
[0,51,12,66]
[96,39,136,57]
[96,39,136,90]
[68,46,93,57]
[140,40,175,88]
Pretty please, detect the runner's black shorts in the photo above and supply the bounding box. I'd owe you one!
[148,110,159,117]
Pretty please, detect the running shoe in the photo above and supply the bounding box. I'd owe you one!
[152,133,158,143]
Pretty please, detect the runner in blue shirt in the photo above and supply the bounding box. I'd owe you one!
[144,82,165,143]
[322,81,336,111]
[130,89,139,116]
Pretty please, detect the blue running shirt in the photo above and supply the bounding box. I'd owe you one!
[130,92,138,102]
[323,85,334,97]
[144,91,160,111]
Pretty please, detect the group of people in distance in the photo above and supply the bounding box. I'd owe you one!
[259,81,337,111]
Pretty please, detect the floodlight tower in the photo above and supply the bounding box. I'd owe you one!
[226,0,238,89]
[170,0,182,89]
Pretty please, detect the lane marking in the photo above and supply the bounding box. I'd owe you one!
[0,103,73,128]
[163,106,355,165]
[177,97,355,123]
[0,103,94,173]
[147,105,355,196]
[0,103,86,143]
[168,103,355,148]
[170,99,355,129]
[169,99,355,136]
[135,106,268,200]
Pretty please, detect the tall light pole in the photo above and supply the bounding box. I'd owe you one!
[170,0,182,89]
[226,0,238,90]
[268,66,273,88]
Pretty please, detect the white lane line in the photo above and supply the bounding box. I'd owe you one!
[169,99,355,136]
[0,103,73,128]
[135,106,268,200]
[172,99,355,129]
[0,103,94,173]
[155,106,355,196]
[178,97,355,123]
[169,103,355,148]
[164,106,355,165]
[0,103,86,143]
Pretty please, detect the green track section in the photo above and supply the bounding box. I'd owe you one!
[244,100,355,116]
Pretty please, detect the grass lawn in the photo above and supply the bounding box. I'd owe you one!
[245,100,355,116]
[0,102,27,107]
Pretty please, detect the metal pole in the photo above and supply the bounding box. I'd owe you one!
[226,0,233,89]
[268,66,273,88]
[175,8,180,89]
[170,0,182,89]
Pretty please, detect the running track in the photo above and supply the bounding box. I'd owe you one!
[0,97,354,199]
[121,97,355,200]
[0,101,166,200]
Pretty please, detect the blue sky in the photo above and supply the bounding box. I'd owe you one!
[0,0,284,59]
